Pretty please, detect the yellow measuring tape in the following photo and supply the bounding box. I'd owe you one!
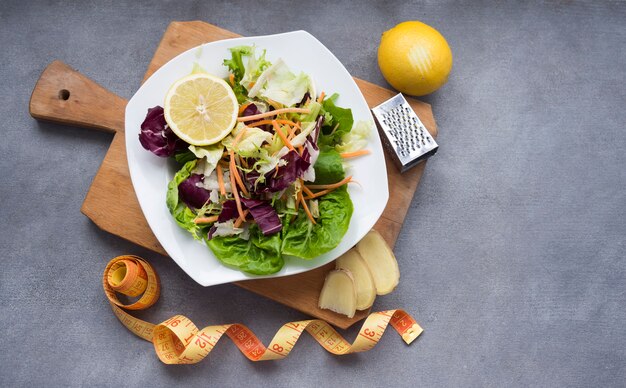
[103,255,423,363]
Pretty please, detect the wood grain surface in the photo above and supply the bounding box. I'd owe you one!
[29,21,437,329]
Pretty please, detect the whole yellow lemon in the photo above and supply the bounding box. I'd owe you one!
[378,21,453,96]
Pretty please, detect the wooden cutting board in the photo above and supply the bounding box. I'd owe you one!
[29,21,438,329]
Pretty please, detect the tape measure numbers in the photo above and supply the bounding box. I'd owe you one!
[103,255,423,363]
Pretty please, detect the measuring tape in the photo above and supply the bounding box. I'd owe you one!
[103,255,423,363]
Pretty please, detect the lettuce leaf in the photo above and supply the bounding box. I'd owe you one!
[189,144,223,177]
[166,160,203,239]
[223,46,251,81]
[207,224,284,274]
[174,150,196,164]
[239,46,271,91]
[335,120,372,153]
[223,46,254,103]
[223,123,273,158]
[319,94,354,147]
[248,59,312,107]
[281,186,353,259]
[313,149,345,185]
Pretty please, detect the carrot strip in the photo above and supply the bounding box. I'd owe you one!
[194,215,219,224]
[303,188,330,200]
[306,176,352,190]
[229,73,235,86]
[287,125,299,141]
[232,126,248,148]
[248,119,301,129]
[340,150,371,159]
[247,119,273,127]
[301,184,316,198]
[229,150,249,197]
[317,91,325,103]
[228,157,245,220]
[297,145,304,155]
[216,164,226,196]
[234,210,249,228]
[273,120,295,151]
[298,191,316,224]
[237,108,310,122]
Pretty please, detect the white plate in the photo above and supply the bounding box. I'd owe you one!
[125,31,388,286]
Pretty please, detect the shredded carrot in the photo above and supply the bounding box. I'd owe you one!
[297,145,304,155]
[303,188,331,200]
[232,126,248,148]
[228,157,245,220]
[194,215,219,224]
[238,103,251,115]
[298,191,316,225]
[237,108,310,122]
[216,164,226,196]
[234,210,249,228]
[248,119,300,129]
[249,81,255,88]
[287,125,298,141]
[229,150,249,196]
[273,120,295,151]
[306,176,352,190]
[229,73,235,86]
[340,149,371,159]
[301,184,316,198]
[317,91,325,103]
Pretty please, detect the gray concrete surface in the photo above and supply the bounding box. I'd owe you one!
[1,1,625,386]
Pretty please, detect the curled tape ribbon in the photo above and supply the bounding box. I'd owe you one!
[103,255,423,363]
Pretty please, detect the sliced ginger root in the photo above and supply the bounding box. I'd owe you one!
[356,230,400,295]
[318,269,357,318]
[335,249,376,310]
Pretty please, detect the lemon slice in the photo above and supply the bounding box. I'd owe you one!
[164,73,238,146]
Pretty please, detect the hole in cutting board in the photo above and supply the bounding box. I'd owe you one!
[58,89,70,100]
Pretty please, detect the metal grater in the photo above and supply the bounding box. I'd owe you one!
[371,93,438,173]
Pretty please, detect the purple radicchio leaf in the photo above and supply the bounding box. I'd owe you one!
[240,198,282,236]
[269,150,311,191]
[301,116,323,182]
[242,103,273,132]
[250,150,311,193]
[218,200,239,222]
[310,115,324,145]
[207,226,217,240]
[178,174,210,209]
[241,103,261,117]
[138,106,188,157]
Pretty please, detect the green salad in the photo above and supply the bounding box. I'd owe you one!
[138,46,371,275]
